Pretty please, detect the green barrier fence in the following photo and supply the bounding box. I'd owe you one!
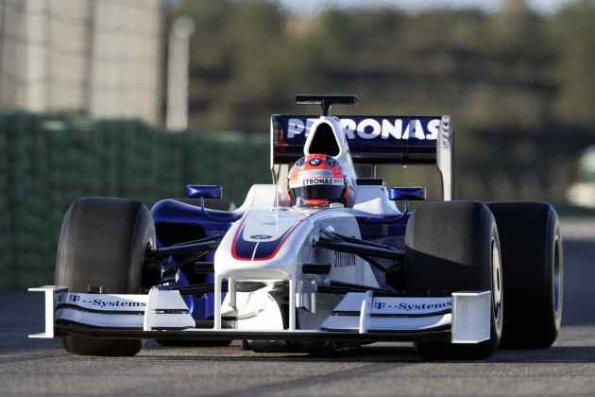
[0,112,269,291]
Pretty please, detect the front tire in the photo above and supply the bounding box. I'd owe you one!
[55,197,154,356]
[405,201,504,361]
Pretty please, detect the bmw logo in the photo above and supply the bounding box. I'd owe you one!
[250,234,272,240]
[309,158,322,166]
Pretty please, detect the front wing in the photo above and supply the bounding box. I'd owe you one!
[28,286,491,344]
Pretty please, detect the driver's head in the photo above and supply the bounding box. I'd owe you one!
[288,154,348,208]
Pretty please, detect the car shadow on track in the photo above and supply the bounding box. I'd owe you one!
[141,343,422,363]
[141,343,595,364]
[493,346,595,363]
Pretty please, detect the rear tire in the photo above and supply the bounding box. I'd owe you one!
[55,197,154,356]
[406,201,504,361]
[488,202,563,349]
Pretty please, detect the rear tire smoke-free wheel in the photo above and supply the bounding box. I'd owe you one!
[55,197,155,356]
[405,201,504,361]
[488,202,563,349]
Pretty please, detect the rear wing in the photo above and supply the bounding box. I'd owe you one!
[271,114,454,199]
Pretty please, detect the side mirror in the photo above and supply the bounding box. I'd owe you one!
[186,185,222,200]
[389,187,426,212]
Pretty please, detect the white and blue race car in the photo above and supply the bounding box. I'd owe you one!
[30,95,563,360]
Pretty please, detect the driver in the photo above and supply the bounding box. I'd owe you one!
[288,154,351,208]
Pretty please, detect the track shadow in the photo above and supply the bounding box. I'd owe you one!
[141,345,595,397]
[493,345,595,363]
[141,343,422,363]
[198,359,413,397]
[141,345,420,397]
[142,343,595,364]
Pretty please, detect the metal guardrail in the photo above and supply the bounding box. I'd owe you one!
[560,218,595,240]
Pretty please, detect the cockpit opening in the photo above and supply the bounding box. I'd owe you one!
[307,123,340,157]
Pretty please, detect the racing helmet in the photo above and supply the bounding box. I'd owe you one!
[288,154,349,208]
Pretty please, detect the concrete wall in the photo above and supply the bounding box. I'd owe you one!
[0,0,162,124]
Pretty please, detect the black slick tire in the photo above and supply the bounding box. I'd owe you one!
[487,202,563,349]
[55,197,155,356]
[405,201,504,361]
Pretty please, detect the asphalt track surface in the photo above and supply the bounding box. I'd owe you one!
[2,233,595,396]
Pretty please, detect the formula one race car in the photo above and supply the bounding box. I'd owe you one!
[30,95,563,360]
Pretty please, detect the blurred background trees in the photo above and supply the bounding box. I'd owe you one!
[182,0,593,132]
[180,0,595,203]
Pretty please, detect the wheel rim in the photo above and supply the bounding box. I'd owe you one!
[492,239,504,331]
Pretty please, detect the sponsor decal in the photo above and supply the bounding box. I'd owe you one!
[66,294,146,309]
[303,177,343,186]
[373,300,452,312]
[286,117,440,141]
[289,177,344,188]
[440,117,451,149]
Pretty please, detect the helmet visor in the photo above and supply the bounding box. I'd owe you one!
[290,185,345,205]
